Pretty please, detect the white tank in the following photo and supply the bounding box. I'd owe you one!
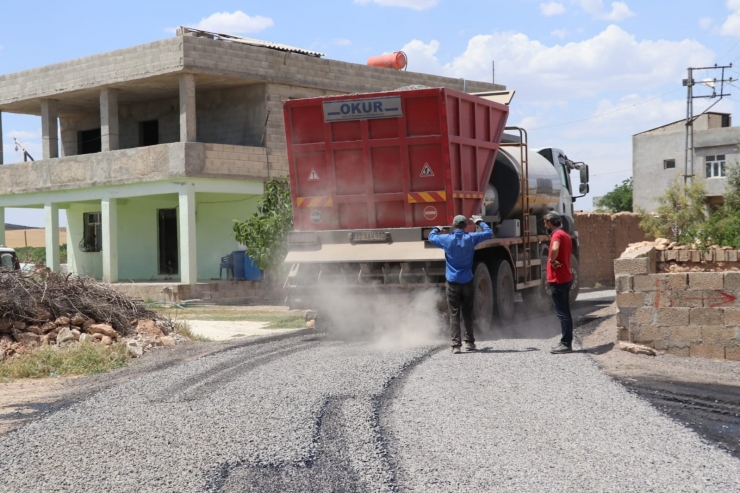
[483,148,562,220]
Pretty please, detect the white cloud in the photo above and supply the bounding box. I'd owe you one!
[333,38,352,46]
[721,0,740,37]
[551,29,570,39]
[576,0,635,21]
[191,11,274,34]
[699,17,713,29]
[402,25,713,102]
[354,0,439,10]
[540,2,566,16]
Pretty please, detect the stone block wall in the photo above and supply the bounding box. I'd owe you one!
[575,212,648,286]
[615,246,740,360]
[203,144,269,178]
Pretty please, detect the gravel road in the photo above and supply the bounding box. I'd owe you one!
[1,297,740,491]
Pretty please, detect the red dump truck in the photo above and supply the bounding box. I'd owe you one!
[282,87,589,323]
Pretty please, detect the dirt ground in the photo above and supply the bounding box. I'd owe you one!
[5,228,67,249]
[578,306,740,458]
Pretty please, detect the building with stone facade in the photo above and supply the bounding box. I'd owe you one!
[633,112,739,212]
[0,28,501,291]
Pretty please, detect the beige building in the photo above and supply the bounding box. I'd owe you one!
[633,112,738,212]
[0,28,501,298]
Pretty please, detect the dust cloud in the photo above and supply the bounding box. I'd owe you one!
[310,285,446,349]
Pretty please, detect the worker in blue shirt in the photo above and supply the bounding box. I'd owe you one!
[428,215,493,354]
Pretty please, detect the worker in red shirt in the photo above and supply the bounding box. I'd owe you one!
[544,212,574,354]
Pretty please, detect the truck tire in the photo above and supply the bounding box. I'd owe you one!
[569,254,580,305]
[522,255,552,312]
[473,262,494,330]
[491,259,515,323]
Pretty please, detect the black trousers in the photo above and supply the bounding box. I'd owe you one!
[549,281,573,346]
[447,281,475,347]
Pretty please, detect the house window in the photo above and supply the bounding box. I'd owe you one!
[139,120,159,146]
[664,159,676,169]
[78,128,102,155]
[81,213,102,252]
[705,155,726,179]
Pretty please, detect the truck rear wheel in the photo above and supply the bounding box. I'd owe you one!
[491,259,515,323]
[569,254,580,305]
[473,262,494,330]
[522,255,552,312]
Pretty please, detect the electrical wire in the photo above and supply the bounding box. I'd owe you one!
[528,87,683,130]
[718,39,740,63]
[591,168,632,177]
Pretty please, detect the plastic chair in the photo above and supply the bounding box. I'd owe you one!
[219,255,233,279]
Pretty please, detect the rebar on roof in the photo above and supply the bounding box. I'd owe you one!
[177,26,325,58]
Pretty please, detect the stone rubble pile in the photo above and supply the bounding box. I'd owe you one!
[0,314,180,361]
[625,238,739,253]
[0,270,181,361]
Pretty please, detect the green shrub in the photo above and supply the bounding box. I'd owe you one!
[638,177,707,244]
[0,342,128,379]
[697,212,740,248]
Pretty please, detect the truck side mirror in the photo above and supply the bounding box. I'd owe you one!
[580,165,589,184]
[579,183,589,195]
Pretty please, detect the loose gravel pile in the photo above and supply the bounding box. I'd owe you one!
[2,319,740,491]
[0,334,430,492]
[384,337,740,492]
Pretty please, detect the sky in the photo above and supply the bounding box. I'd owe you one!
[2,0,740,227]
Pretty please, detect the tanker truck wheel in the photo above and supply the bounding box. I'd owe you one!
[473,262,494,330]
[522,256,553,312]
[491,259,515,323]
[569,254,580,305]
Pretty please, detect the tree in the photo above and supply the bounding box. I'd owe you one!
[232,178,294,272]
[596,178,633,213]
[698,160,740,248]
[637,177,706,244]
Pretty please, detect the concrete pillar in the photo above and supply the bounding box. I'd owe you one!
[102,198,119,283]
[100,89,119,152]
[0,207,5,246]
[0,111,4,165]
[41,99,59,159]
[178,186,197,285]
[44,203,60,272]
[179,74,197,143]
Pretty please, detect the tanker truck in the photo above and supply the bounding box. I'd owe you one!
[281,87,589,325]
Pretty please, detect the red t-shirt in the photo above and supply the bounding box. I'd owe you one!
[547,229,573,284]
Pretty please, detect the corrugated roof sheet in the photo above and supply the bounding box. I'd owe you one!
[178,27,325,58]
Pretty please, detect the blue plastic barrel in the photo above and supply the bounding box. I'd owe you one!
[231,251,245,280]
[244,253,262,281]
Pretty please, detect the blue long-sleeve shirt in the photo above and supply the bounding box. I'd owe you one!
[428,222,493,283]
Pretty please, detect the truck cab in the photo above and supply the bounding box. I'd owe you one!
[0,246,21,272]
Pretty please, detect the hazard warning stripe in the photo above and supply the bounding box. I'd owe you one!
[407,191,447,204]
[453,192,484,199]
[296,197,334,208]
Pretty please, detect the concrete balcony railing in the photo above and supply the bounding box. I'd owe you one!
[0,142,275,196]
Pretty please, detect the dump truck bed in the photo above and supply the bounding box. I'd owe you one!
[283,88,509,232]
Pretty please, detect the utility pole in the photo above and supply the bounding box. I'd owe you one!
[683,64,734,183]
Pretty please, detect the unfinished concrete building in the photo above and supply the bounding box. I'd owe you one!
[633,112,739,212]
[0,28,502,298]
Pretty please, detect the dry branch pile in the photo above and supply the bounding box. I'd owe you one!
[0,271,165,334]
[1,271,175,360]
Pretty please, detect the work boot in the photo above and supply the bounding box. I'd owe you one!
[550,343,573,354]
[451,346,461,354]
[464,342,477,351]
